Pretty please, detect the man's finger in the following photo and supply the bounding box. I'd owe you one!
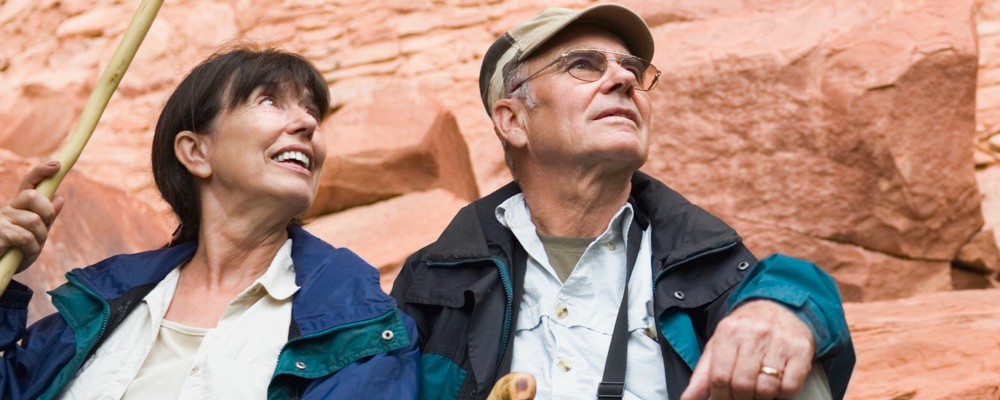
[706,323,742,400]
[681,343,714,400]
[730,345,765,400]
[778,351,812,397]
[753,358,785,400]
[487,372,536,400]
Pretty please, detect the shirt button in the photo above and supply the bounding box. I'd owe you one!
[673,291,685,300]
[645,326,657,339]
[558,359,572,372]
[190,365,200,375]
[381,330,395,341]
[295,361,307,370]
[555,304,569,319]
[737,261,750,271]
[607,242,616,250]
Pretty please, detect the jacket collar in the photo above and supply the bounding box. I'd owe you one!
[286,226,397,335]
[69,241,196,301]
[68,227,395,336]
[420,172,741,269]
[421,180,521,263]
[629,171,741,268]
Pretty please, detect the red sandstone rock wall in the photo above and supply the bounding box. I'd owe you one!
[639,0,987,302]
[3,0,992,297]
[3,0,1000,397]
[845,289,1000,399]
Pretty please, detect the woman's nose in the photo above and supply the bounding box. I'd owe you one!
[288,105,318,139]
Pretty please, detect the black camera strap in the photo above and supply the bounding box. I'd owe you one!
[597,220,643,399]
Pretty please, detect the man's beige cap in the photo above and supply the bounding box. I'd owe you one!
[478,3,654,116]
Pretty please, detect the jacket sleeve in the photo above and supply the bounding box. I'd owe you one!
[0,280,77,399]
[726,253,856,400]
[300,310,421,399]
[0,281,32,350]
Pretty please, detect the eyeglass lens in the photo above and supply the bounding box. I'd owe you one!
[562,50,657,90]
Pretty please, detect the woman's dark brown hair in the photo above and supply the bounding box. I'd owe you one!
[152,46,330,244]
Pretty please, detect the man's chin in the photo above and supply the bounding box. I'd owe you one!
[590,149,647,172]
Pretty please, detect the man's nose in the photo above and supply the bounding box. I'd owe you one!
[600,60,637,94]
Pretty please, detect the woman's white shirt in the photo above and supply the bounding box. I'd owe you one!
[58,239,299,400]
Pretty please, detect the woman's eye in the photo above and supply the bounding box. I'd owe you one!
[259,96,276,106]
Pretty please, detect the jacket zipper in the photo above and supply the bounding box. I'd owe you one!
[653,241,739,285]
[426,257,515,385]
[66,274,112,354]
[490,257,514,376]
[36,275,113,400]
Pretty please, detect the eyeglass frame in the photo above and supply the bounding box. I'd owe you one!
[507,48,661,94]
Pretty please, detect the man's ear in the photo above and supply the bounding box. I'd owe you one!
[491,98,529,149]
[175,131,212,178]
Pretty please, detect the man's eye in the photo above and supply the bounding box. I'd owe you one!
[259,96,276,106]
[566,56,602,71]
[621,59,647,79]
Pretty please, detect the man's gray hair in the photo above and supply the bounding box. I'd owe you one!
[496,62,538,177]
[503,62,538,108]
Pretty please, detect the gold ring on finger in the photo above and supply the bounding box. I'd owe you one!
[760,365,784,380]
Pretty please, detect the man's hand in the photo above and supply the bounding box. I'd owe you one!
[681,300,815,400]
[0,161,64,273]
[487,372,536,400]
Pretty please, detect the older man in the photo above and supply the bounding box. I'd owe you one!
[391,3,854,400]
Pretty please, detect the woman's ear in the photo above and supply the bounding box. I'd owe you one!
[492,98,529,150]
[175,131,212,178]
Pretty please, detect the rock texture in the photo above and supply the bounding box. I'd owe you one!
[639,0,983,301]
[1,0,991,301]
[2,0,1000,396]
[975,0,1000,287]
[308,82,479,216]
[305,188,470,292]
[845,289,1000,399]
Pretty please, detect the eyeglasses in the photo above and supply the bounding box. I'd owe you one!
[510,49,661,93]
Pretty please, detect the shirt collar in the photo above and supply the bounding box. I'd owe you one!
[252,238,299,301]
[495,193,636,246]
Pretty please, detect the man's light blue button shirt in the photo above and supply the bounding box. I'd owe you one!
[496,194,668,400]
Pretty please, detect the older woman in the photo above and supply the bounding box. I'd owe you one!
[0,47,419,399]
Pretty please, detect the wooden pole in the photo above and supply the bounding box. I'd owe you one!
[0,0,165,294]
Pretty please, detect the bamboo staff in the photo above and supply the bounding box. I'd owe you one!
[0,0,164,294]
